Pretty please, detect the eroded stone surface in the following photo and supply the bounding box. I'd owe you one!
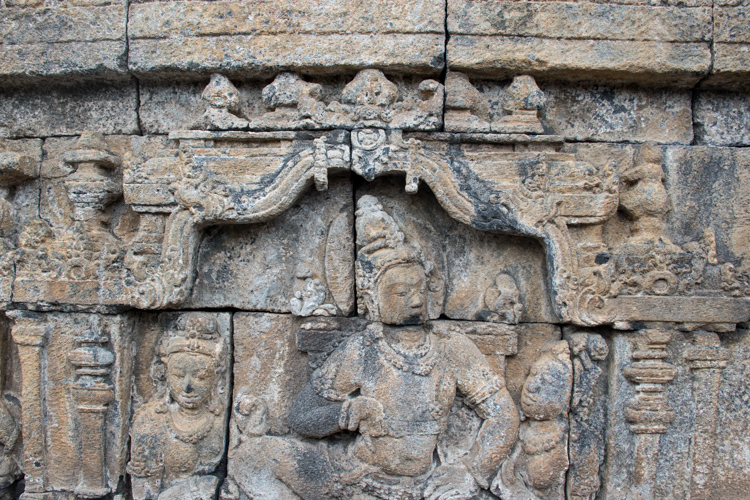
[0,83,138,138]
[0,3,749,498]
[187,176,355,314]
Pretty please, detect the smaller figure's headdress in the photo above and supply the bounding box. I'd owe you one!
[152,314,228,414]
[355,195,432,320]
[160,314,224,361]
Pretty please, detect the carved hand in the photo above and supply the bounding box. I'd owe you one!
[424,463,480,500]
[340,396,387,437]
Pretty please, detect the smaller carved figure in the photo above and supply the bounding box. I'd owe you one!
[340,69,398,124]
[445,72,491,132]
[617,143,679,253]
[483,273,524,324]
[259,72,326,126]
[492,341,572,500]
[290,278,337,317]
[127,314,227,500]
[567,333,609,500]
[193,74,249,130]
[493,75,546,134]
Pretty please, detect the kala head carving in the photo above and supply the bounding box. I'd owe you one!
[354,195,433,323]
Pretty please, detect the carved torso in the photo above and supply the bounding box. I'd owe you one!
[311,326,502,477]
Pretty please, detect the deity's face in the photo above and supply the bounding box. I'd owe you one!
[376,264,427,326]
[166,352,216,410]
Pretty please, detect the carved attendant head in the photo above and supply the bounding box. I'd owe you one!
[484,273,523,324]
[355,195,433,324]
[154,314,227,414]
[521,341,572,421]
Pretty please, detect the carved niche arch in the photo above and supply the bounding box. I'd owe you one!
[123,127,616,326]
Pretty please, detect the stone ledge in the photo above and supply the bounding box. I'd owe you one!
[0,4,125,45]
[128,34,446,77]
[128,0,444,39]
[447,36,712,86]
[449,1,711,43]
[0,40,127,83]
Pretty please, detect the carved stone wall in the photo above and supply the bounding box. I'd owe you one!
[0,2,748,499]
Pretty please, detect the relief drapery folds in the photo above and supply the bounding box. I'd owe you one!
[0,66,747,500]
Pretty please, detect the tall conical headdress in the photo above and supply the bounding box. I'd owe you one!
[355,195,432,320]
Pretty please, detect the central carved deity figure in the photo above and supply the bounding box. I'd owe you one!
[227,196,519,500]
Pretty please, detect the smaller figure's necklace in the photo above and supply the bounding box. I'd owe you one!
[380,331,439,376]
[169,406,214,444]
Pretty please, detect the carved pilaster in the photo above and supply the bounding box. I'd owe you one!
[68,329,115,498]
[685,332,729,500]
[623,329,676,500]
[7,313,47,498]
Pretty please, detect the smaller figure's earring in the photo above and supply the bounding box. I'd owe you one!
[208,392,222,416]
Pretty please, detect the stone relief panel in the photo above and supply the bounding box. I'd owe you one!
[223,198,524,499]
[128,311,231,500]
[0,66,747,500]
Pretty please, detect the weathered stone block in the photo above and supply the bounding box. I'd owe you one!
[447,35,711,86]
[231,313,308,436]
[128,0,444,38]
[449,1,711,42]
[129,34,445,77]
[446,75,693,142]
[0,3,127,83]
[710,42,750,89]
[128,0,445,77]
[0,82,138,138]
[695,91,750,146]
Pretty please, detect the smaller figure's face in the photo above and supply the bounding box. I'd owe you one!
[521,354,570,421]
[377,264,427,326]
[167,352,216,410]
[588,336,609,361]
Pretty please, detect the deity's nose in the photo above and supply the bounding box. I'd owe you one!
[410,294,423,309]
[184,376,194,393]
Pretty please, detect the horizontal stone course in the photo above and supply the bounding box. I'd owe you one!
[0,83,138,138]
[129,34,446,76]
[447,35,711,85]
[449,1,711,42]
[0,5,125,45]
[129,0,444,38]
[0,40,126,82]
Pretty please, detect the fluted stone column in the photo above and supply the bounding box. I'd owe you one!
[68,329,115,498]
[685,331,729,500]
[7,314,48,500]
[623,329,677,500]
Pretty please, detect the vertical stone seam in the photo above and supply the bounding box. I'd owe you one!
[691,0,715,146]
[124,0,144,136]
[218,312,236,492]
[441,0,450,132]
